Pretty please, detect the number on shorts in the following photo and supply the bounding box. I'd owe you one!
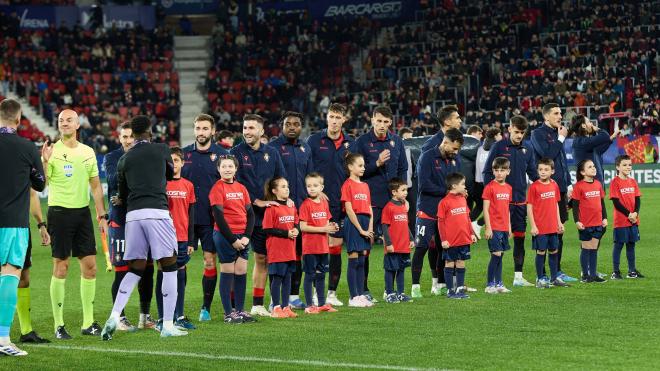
[416,225,426,236]
[114,239,125,253]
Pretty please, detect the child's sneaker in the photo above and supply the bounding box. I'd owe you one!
[496,284,512,293]
[363,291,378,303]
[484,285,498,294]
[198,308,211,322]
[282,306,298,318]
[385,293,400,303]
[627,270,644,278]
[348,297,368,307]
[513,277,535,287]
[289,297,306,310]
[250,305,271,317]
[557,271,578,282]
[160,325,188,338]
[611,271,623,280]
[411,284,422,298]
[581,274,594,283]
[551,278,570,287]
[318,304,338,312]
[592,276,607,283]
[326,291,344,306]
[305,306,320,314]
[271,306,287,318]
[237,311,257,323]
[535,277,549,288]
[223,312,243,324]
[117,317,136,332]
[359,295,374,307]
[397,293,413,303]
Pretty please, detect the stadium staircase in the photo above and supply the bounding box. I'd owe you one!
[5,91,57,139]
[174,35,212,146]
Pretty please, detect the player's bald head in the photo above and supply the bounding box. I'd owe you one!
[57,109,80,135]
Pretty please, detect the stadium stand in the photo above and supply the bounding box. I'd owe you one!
[205,0,659,139]
[0,10,180,152]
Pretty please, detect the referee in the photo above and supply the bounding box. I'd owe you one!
[0,98,45,356]
[41,109,108,339]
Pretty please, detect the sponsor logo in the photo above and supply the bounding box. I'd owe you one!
[450,207,467,215]
[393,214,407,221]
[225,192,244,200]
[20,9,49,28]
[354,194,368,201]
[584,190,600,198]
[278,215,295,223]
[540,191,555,199]
[496,193,510,200]
[311,211,327,220]
[166,190,188,198]
[324,1,402,18]
[64,164,73,177]
[620,187,635,195]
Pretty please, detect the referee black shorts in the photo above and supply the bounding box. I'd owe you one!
[47,206,97,259]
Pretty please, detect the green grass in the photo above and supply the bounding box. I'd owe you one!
[5,190,660,370]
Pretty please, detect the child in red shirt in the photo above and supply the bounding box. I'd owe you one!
[382,178,414,303]
[341,153,374,308]
[527,158,566,288]
[299,173,340,314]
[482,157,512,294]
[609,155,643,279]
[262,176,299,318]
[437,173,477,299]
[571,159,608,283]
[157,147,196,329]
[209,155,255,324]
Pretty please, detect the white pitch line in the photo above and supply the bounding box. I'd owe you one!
[26,344,448,371]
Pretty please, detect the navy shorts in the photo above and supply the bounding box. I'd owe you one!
[302,253,329,274]
[579,226,605,241]
[251,226,267,255]
[442,245,471,261]
[329,204,344,239]
[176,242,191,267]
[413,217,438,249]
[213,231,249,264]
[109,224,127,267]
[613,226,640,244]
[194,225,215,253]
[487,231,511,253]
[344,214,372,253]
[509,204,527,233]
[383,252,411,271]
[268,261,296,277]
[532,233,559,251]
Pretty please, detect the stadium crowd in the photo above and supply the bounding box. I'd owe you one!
[0,10,180,152]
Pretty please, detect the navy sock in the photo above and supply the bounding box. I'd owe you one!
[580,248,589,276]
[315,274,326,306]
[384,270,395,294]
[455,267,466,289]
[363,255,370,292]
[219,272,234,315]
[233,274,246,312]
[155,270,163,319]
[356,255,366,296]
[281,273,292,307]
[270,275,282,307]
[174,268,186,319]
[535,253,545,279]
[613,242,624,272]
[495,255,503,284]
[625,243,636,272]
[395,269,405,294]
[589,250,598,277]
[347,258,358,298]
[444,268,454,293]
[303,272,315,306]
[487,254,498,285]
[548,252,559,281]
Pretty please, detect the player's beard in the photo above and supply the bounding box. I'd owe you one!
[196,135,211,146]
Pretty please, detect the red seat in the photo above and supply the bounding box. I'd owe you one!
[92,73,101,83]
[102,73,112,83]
[118,106,129,118]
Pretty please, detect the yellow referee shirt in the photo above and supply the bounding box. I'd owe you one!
[47,140,99,208]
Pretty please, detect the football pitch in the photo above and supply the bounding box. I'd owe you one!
[5,190,660,370]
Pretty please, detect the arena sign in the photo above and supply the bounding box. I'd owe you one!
[0,6,55,29]
[322,1,403,19]
[569,164,660,188]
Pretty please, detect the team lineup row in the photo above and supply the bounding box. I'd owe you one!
[0,100,643,356]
